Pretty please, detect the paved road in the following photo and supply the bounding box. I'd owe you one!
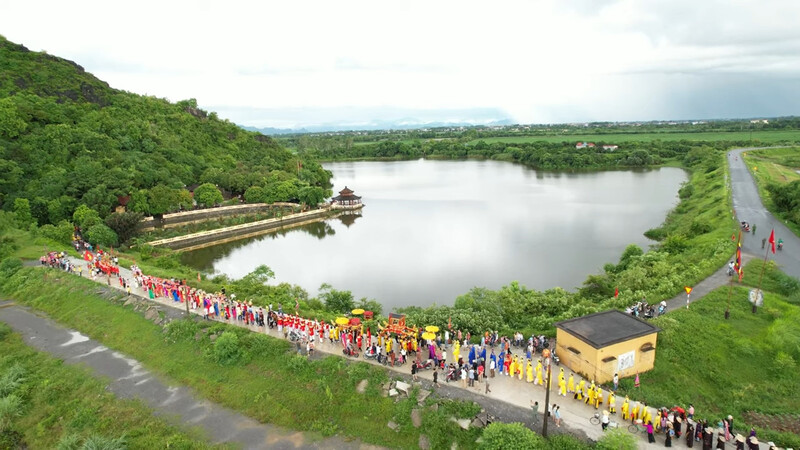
[729,147,800,279]
[0,301,375,450]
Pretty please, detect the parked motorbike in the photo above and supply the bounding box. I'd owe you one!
[342,346,359,358]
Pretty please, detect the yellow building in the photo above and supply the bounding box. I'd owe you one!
[554,310,659,384]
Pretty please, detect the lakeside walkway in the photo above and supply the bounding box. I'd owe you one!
[54,252,773,450]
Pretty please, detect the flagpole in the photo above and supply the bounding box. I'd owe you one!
[753,230,774,314]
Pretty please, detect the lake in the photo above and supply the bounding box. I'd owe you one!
[181,160,687,310]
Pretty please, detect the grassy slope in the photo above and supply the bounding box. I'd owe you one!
[742,147,800,236]
[0,323,218,449]
[618,259,800,447]
[0,267,479,449]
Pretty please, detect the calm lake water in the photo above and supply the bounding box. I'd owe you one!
[182,160,687,310]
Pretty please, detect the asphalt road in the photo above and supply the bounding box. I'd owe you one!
[729,147,800,279]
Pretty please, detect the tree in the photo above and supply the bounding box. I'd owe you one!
[297,185,326,209]
[479,422,546,450]
[104,211,143,244]
[148,185,180,216]
[318,283,355,314]
[127,189,150,215]
[13,198,33,229]
[192,183,223,208]
[72,204,101,229]
[244,186,266,203]
[85,223,119,248]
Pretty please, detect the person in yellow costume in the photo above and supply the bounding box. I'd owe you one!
[594,387,603,409]
[412,338,418,353]
[557,367,565,385]
[608,391,616,414]
[630,402,640,424]
[654,410,662,433]
[575,379,585,400]
[567,373,575,393]
[526,360,534,383]
[509,356,517,379]
[517,357,524,380]
[639,402,648,423]
[452,341,460,363]
[584,385,594,405]
[558,377,567,396]
[385,338,392,355]
[621,396,630,420]
[534,359,543,385]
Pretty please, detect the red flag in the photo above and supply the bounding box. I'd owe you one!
[83,250,92,261]
[448,316,452,330]
[614,287,619,298]
[768,229,776,254]
[197,272,201,282]
[731,233,736,241]
[634,373,640,388]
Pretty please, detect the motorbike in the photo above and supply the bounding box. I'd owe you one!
[415,359,434,371]
[445,366,458,382]
[342,346,359,358]
[657,304,666,316]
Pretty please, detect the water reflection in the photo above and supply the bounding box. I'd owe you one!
[182,160,687,310]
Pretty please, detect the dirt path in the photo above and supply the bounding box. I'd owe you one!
[0,301,377,450]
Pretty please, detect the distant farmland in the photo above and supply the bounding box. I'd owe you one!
[466,130,800,145]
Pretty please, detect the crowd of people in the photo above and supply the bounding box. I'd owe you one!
[39,248,781,450]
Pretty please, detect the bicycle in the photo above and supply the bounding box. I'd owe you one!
[589,412,601,425]
[628,419,645,434]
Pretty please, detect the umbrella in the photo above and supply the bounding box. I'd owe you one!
[425,325,439,333]
[421,332,436,340]
[335,317,350,325]
[349,317,361,325]
[352,308,365,315]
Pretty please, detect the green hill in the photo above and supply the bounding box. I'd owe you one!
[0,35,331,224]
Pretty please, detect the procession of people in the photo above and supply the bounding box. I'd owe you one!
[40,247,781,450]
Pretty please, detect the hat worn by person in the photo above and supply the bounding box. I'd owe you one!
[676,417,682,423]
[705,428,713,434]
[750,437,759,445]
[736,434,745,442]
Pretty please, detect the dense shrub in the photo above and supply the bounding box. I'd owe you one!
[479,422,545,449]
[210,331,244,366]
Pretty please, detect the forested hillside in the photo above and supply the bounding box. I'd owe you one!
[0,35,331,225]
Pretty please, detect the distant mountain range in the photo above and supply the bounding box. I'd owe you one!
[241,118,515,135]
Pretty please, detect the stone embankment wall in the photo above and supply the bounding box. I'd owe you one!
[146,207,332,251]
[139,202,298,230]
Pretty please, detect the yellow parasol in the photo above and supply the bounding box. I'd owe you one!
[421,332,436,340]
[351,308,365,315]
[425,325,439,333]
[335,317,350,325]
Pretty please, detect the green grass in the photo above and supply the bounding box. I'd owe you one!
[0,322,218,449]
[616,260,800,448]
[743,147,800,236]
[466,130,800,145]
[0,267,486,449]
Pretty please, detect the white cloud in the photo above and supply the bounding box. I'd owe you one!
[1,0,797,127]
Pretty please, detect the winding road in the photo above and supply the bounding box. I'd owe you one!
[729,147,800,278]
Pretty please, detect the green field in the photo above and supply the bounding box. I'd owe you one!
[466,130,800,145]
[743,147,800,235]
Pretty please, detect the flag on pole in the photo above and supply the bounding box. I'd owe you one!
[768,229,776,254]
[634,373,640,388]
[83,250,93,261]
[448,316,452,330]
[684,286,692,295]
[731,233,736,241]
[197,272,201,282]
[294,297,299,314]
[614,287,619,298]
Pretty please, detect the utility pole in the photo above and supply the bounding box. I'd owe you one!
[542,355,552,437]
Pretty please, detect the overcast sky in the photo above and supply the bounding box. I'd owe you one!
[2,0,799,128]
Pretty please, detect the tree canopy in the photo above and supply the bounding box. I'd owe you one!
[0,35,332,223]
